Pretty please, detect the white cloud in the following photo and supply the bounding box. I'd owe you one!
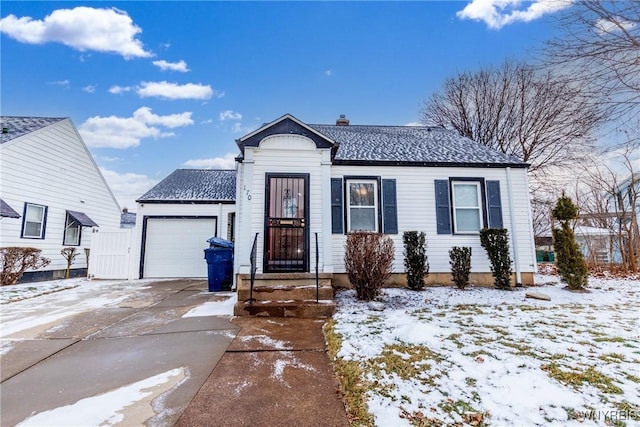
[0,7,152,58]
[83,85,95,93]
[457,0,572,30]
[99,167,158,211]
[595,18,637,35]
[405,121,422,127]
[152,59,190,72]
[49,80,70,88]
[219,110,242,121]
[109,85,133,94]
[136,81,214,100]
[324,70,333,77]
[183,153,237,169]
[231,122,254,134]
[79,106,193,148]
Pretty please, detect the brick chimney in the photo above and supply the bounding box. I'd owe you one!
[336,114,349,126]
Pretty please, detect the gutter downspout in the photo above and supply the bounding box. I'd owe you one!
[506,167,522,286]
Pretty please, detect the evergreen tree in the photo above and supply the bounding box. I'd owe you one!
[552,193,589,290]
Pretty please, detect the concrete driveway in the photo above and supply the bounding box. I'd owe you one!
[1,279,239,426]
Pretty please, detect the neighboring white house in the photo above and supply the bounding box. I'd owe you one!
[233,114,536,287]
[0,116,121,282]
[131,169,236,279]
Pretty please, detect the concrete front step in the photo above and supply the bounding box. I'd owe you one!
[237,273,333,289]
[233,300,336,318]
[238,285,334,302]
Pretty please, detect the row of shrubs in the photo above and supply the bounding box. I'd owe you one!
[345,194,589,301]
[345,228,514,301]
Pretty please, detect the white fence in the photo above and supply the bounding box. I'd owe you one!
[88,229,133,280]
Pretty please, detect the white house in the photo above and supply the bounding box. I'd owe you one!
[230,114,536,315]
[0,117,121,282]
[131,169,236,279]
[121,113,536,316]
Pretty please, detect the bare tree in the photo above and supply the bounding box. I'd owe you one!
[577,141,639,271]
[544,1,640,124]
[420,61,604,177]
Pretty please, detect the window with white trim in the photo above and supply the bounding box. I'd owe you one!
[22,203,46,239]
[63,213,81,246]
[452,181,483,233]
[347,180,378,232]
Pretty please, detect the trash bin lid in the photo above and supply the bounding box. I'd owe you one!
[206,237,234,248]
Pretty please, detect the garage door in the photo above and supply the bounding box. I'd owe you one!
[143,217,217,278]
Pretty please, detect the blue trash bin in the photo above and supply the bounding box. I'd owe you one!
[204,237,234,292]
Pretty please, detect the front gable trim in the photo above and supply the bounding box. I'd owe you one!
[237,114,335,153]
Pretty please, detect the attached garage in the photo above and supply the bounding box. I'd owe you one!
[142,216,217,278]
[133,169,236,280]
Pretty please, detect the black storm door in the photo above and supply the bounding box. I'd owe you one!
[264,174,309,272]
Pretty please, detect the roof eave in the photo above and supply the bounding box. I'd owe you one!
[331,159,530,168]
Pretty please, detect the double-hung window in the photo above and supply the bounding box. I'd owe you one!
[22,203,47,239]
[451,181,482,233]
[347,179,378,232]
[435,178,503,235]
[63,213,81,245]
[331,177,397,234]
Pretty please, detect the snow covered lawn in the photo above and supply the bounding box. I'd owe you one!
[329,273,640,426]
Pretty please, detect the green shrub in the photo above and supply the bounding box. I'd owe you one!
[403,231,429,290]
[1,247,51,286]
[344,232,395,301]
[449,246,472,289]
[552,194,588,290]
[479,228,513,290]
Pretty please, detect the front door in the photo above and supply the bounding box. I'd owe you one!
[264,174,309,272]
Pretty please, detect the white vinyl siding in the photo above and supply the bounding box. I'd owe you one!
[0,119,121,273]
[452,181,482,233]
[331,165,535,276]
[235,134,328,275]
[22,203,46,238]
[347,180,378,232]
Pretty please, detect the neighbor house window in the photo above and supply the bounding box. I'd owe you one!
[22,203,47,239]
[347,180,378,232]
[63,212,81,246]
[452,181,482,233]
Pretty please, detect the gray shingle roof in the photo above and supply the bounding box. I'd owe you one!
[0,199,21,218]
[309,124,527,167]
[138,169,236,202]
[120,211,137,227]
[0,116,66,144]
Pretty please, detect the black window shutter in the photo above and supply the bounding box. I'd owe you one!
[486,180,503,228]
[435,180,452,234]
[331,178,343,234]
[42,205,48,239]
[382,179,398,234]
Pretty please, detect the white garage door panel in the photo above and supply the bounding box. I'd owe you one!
[144,218,216,278]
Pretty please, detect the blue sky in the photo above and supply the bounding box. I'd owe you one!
[1,1,572,210]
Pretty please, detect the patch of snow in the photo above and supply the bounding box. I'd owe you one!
[240,334,289,349]
[182,292,237,317]
[17,368,186,426]
[333,273,640,426]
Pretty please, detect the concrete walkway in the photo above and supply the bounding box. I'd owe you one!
[1,280,239,426]
[176,318,350,427]
[1,279,349,426]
